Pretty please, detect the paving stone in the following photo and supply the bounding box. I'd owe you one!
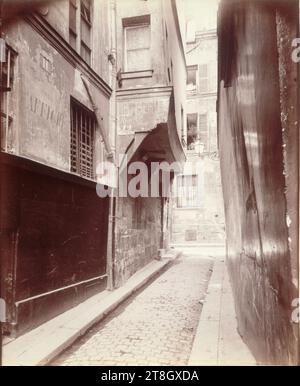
[52,254,213,366]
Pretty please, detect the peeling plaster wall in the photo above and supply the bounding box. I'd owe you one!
[41,0,111,85]
[218,0,299,364]
[3,19,110,172]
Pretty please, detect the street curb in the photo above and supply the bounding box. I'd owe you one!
[188,257,256,366]
[3,251,182,366]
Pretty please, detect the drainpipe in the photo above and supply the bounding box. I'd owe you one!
[0,0,4,366]
[160,196,164,255]
[106,0,118,290]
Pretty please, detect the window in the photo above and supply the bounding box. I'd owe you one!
[187,65,197,91]
[187,113,198,150]
[69,0,77,50]
[199,63,208,92]
[123,15,151,72]
[199,113,208,151]
[177,175,200,208]
[70,99,96,179]
[69,0,92,65]
[80,0,92,65]
[1,45,16,152]
[199,113,209,151]
[40,53,52,73]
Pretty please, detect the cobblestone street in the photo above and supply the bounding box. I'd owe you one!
[52,253,214,366]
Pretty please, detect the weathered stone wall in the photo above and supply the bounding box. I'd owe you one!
[114,0,186,285]
[114,196,161,287]
[218,0,299,365]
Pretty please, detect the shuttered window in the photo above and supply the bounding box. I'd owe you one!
[199,63,208,92]
[199,113,208,151]
[198,62,217,93]
[177,175,201,208]
[70,99,96,179]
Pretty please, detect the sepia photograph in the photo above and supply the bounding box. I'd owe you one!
[0,0,299,370]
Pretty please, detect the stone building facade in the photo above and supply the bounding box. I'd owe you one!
[171,8,225,246]
[113,0,186,287]
[0,0,115,336]
[0,0,187,336]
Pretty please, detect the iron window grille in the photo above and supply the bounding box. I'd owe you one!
[70,98,96,179]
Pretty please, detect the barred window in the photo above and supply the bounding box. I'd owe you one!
[176,175,201,208]
[70,99,96,179]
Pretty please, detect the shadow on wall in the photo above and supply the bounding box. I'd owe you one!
[217,0,299,365]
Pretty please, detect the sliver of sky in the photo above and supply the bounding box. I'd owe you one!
[184,0,220,40]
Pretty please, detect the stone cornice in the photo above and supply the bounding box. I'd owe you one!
[117,85,173,99]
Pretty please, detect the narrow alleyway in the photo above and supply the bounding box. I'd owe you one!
[52,253,213,366]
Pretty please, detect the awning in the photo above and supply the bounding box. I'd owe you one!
[119,92,186,173]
